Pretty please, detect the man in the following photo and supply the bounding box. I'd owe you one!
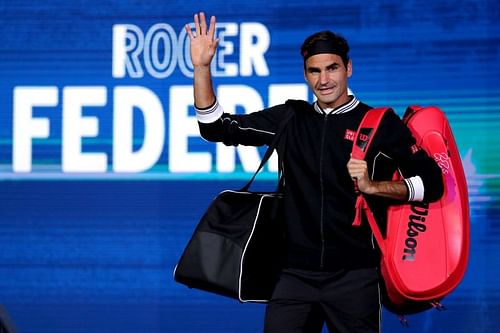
[185,12,443,333]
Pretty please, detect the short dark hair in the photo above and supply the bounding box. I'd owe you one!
[300,31,350,68]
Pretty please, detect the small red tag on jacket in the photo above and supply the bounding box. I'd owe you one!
[344,129,356,141]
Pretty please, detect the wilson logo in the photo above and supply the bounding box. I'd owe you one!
[355,128,373,151]
[402,201,429,261]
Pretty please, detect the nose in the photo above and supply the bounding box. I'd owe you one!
[319,70,329,85]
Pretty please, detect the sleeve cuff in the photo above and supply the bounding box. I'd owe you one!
[404,176,424,202]
[195,100,224,123]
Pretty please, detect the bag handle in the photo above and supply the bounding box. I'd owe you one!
[240,104,295,192]
[351,107,392,255]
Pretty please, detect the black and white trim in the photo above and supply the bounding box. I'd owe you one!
[195,100,224,123]
[404,176,424,202]
[313,95,360,115]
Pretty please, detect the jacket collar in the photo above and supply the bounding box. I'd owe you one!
[313,89,359,115]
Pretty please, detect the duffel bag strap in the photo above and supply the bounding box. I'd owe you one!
[240,104,295,192]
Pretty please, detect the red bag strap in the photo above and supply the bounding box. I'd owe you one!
[351,107,392,160]
[354,196,386,255]
[351,107,392,255]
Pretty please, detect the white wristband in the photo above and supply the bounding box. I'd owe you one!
[404,176,425,202]
[196,100,224,123]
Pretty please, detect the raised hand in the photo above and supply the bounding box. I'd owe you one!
[185,12,219,68]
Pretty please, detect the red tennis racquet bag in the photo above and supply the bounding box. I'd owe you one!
[351,105,470,315]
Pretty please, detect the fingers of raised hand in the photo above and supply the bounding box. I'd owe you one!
[199,12,208,35]
[185,23,194,39]
[207,15,216,37]
[188,12,216,40]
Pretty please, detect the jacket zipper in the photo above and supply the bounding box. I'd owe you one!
[319,114,329,269]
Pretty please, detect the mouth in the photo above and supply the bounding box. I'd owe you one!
[317,86,335,95]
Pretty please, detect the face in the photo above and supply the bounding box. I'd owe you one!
[304,53,352,109]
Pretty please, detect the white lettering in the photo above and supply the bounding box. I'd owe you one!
[12,87,57,172]
[168,85,212,172]
[212,23,238,77]
[177,24,194,78]
[143,23,177,79]
[240,23,270,76]
[10,82,308,177]
[113,86,165,172]
[112,22,270,79]
[112,24,144,78]
[268,84,309,106]
[62,87,107,172]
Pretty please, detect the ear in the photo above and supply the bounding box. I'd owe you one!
[347,60,353,77]
[303,67,310,83]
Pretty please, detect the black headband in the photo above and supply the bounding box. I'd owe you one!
[302,40,347,60]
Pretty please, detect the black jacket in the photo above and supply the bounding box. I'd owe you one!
[198,98,444,271]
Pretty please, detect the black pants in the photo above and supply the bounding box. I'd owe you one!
[264,267,381,333]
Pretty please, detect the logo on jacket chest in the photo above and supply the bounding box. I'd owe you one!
[344,129,356,141]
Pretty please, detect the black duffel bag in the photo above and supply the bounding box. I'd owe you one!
[174,105,294,302]
[173,188,285,302]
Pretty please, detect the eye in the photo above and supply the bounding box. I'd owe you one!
[327,64,339,72]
